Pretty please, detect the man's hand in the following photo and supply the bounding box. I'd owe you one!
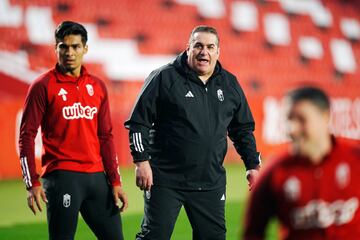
[246,169,259,191]
[27,186,48,215]
[135,161,153,191]
[113,186,128,212]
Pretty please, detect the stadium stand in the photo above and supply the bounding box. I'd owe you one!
[0,0,359,179]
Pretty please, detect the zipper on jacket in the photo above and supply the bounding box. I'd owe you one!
[202,84,212,136]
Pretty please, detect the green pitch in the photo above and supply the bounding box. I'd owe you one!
[0,164,278,240]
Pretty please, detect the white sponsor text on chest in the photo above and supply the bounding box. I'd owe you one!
[62,102,97,120]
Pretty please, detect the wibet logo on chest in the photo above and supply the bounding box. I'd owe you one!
[283,162,359,230]
[62,103,97,120]
[58,85,98,120]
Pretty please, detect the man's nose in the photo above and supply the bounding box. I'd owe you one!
[65,47,75,56]
[199,47,208,55]
[288,120,300,137]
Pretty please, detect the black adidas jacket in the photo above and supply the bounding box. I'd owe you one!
[124,52,260,190]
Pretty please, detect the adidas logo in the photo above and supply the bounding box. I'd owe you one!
[220,194,225,201]
[185,91,194,98]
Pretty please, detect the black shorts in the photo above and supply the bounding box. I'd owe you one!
[42,170,123,240]
[136,185,226,240]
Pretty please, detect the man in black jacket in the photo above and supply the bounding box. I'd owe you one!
[125,25,260,240]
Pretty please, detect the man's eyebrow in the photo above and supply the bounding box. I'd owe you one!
[59,43,81,47]
[193,42,215,46]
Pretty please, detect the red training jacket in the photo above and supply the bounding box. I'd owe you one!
[19,65,121,189]
[244,137,360,240]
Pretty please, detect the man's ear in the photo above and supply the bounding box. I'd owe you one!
[84,44,88,54]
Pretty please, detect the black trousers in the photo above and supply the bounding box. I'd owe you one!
[136,185,226,240]
[42,170,123,240]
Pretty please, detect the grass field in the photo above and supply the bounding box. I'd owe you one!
[0,164,278,240]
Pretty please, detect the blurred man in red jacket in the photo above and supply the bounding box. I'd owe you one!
[244,86,360,240]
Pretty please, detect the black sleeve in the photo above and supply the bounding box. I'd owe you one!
[227,79,261,170]
[124,70,161,163]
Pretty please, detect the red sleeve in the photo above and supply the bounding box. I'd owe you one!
[243,163,277,240]
[97,80,121,186]
[19,78,48,189]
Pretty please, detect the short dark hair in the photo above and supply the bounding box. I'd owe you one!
[287,86,330,111]
[189,25,219,46]
[55,21,88,45]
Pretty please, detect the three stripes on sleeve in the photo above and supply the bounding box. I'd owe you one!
[20,156,32,188]
[131,132,144,153]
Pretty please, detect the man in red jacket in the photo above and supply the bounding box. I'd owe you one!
[19,21,128,240]
[244,86,360,240]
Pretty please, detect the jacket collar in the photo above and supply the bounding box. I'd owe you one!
[53,64,89,83]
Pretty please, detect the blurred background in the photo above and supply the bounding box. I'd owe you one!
[0,0,359,239]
